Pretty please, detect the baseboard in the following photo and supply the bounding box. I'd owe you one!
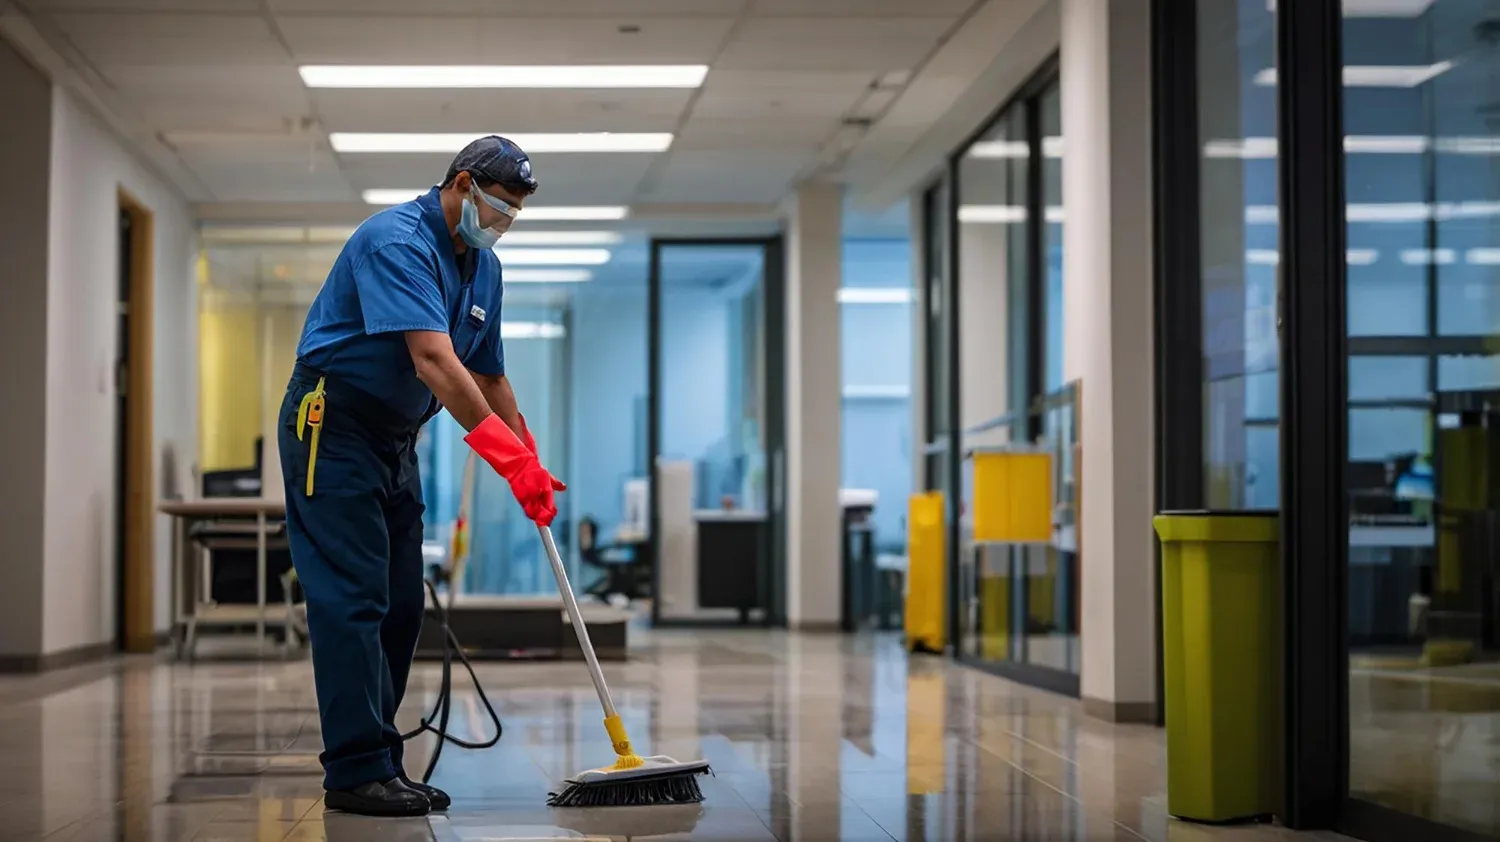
[1082,696,1158,724]
[0,640,114,674]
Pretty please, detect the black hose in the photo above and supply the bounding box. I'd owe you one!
[401,577,503,784]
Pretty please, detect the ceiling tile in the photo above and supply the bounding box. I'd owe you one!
[673,115,836,150]
[267,0,745,14]
[50,12,289,65]
[276,16,735,64]
[24,0,260,9]
[309,89,690,133]
[643,150,811,204]
[714,17,953,71]
[752,0,974,16]
[105,65,311,132]
[178,146,353,202]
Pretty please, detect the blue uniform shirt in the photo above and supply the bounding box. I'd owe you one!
[296,187,505,424]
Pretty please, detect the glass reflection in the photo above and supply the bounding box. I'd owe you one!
[1342,1,1500,837]
[951,75,1075,677]
[1197,0,1279,509]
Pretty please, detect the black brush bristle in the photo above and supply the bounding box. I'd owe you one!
[546,771,708,807]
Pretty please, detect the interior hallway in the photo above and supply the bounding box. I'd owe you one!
[0,631,1347,842]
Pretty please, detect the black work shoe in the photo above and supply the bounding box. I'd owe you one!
[398,777,451,811]
[324,779,431,817]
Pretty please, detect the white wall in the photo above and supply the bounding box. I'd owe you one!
[0,38,53,659]
[44,86,197,653]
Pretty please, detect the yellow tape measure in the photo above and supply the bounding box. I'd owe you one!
[296,377,327,497]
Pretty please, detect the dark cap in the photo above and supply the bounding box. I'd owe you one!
[444,135,538,196]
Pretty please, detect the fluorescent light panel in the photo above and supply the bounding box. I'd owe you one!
[499,231,623,246]
[332,133,672,153]
[360,191,629,221]
[362,189,429,205]
[493,248,611,265]
[1205,135,1500,158]
[1247,249,1380,265]
[1246,202,1500,224]
[838,287,912,304]
[500,321,566,339]
[521,206,629,221]
[1267,0,1436,16]
[505,268,594,283]
[300,65,708,89]
[1254,62,1453,88]
[967,137,1064,159]
[956,205,1065,223]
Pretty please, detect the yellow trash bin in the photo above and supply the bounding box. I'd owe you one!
[1153,510,1280,824]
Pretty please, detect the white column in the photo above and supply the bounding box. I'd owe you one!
[1060,0,1158,722]
[908,196,927,490]
[784,181,843,629]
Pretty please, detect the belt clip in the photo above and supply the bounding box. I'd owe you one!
[296,377,327,497]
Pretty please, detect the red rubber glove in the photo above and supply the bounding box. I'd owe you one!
[517,413,567,493]
[465,415,561,526]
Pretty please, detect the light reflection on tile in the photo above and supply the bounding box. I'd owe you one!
[0,631,1364,842]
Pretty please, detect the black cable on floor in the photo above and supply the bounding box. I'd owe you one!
[401,577,503,784]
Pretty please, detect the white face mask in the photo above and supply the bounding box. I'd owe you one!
[458,183,519,248]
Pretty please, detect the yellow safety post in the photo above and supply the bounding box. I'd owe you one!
[1154,510,1280,824]
[905,491,946,653]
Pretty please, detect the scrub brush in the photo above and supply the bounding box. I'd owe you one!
[534,525,712,807]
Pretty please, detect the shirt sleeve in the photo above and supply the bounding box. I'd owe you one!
[353,242,448,336]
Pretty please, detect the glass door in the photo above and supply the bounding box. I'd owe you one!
[648,238,784,626]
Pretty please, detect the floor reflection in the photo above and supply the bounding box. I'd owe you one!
[1349,660,1500,837]
[0,631,1356,841]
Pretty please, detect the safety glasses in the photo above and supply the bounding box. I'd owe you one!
[471,183,520,220]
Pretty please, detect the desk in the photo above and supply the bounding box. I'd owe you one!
[159,498,290,659]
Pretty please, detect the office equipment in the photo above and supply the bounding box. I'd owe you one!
[841,489,879,632]
[694,510,767,624]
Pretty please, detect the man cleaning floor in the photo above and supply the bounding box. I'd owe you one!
[278,136,565,818]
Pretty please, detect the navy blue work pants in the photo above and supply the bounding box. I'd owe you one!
[278,366,427,792]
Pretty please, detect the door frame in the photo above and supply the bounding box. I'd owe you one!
[117,189,156,653]
[647,236,786,628]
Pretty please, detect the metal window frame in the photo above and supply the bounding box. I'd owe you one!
[1150,0,1203,729]
[1276,0,1349,828]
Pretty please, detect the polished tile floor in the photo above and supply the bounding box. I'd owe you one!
[0,630,1351,841]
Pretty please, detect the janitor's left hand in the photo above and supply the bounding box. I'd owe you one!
[516,413,567,494]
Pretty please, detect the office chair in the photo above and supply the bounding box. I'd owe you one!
[578,516,639,603]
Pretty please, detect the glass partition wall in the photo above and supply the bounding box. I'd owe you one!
[1156,0,1500,839]
[920,58,1076,695]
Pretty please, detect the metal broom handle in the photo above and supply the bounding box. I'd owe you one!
[537,525,618,720]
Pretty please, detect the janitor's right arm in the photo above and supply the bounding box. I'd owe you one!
[405,331,492,432]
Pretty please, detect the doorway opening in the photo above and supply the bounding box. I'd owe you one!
[115,191,155,653]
